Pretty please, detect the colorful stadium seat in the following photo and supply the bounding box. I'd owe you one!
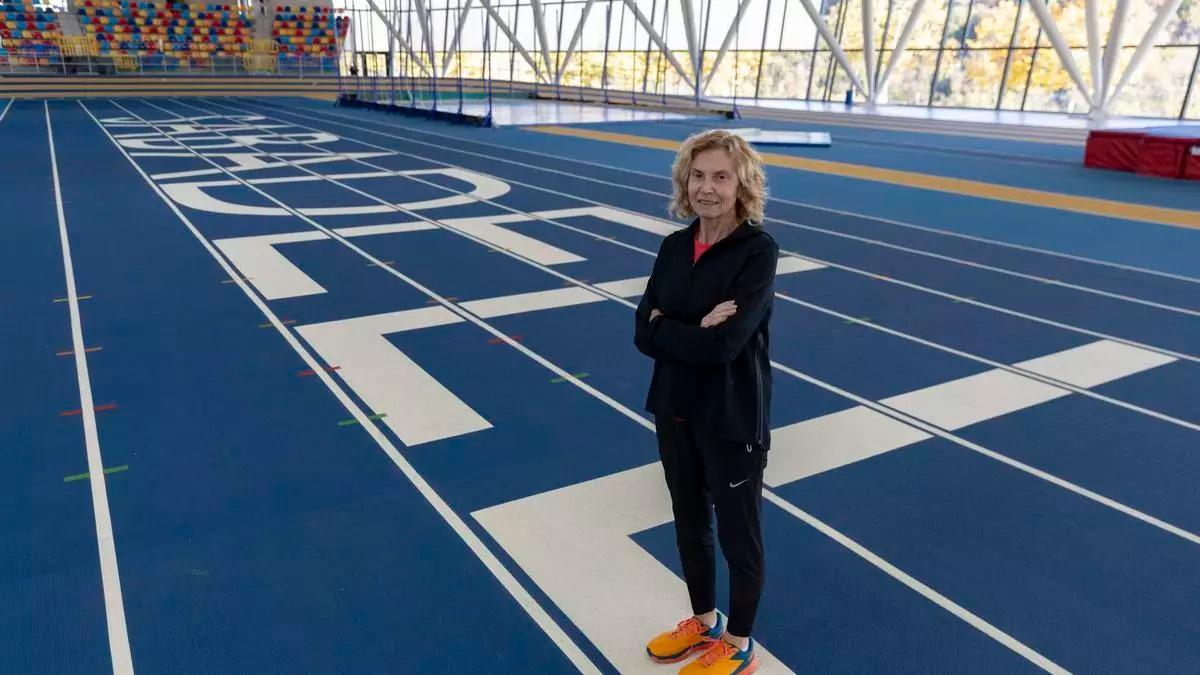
[2,1,345,68]
[81,0,253,64]
[272,2,341,56]
[0,0,62,65]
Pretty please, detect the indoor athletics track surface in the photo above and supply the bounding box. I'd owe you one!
[3,95,1199,674]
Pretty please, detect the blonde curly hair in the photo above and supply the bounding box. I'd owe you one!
[669,129,767,225]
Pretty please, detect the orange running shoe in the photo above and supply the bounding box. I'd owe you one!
[645,611,726,663]
[679,637,758,675]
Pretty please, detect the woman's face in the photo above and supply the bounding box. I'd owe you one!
[688,147,739,222]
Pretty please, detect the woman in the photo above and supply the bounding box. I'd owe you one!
[635,129,777,674]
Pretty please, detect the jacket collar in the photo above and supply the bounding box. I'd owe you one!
[685,218,758,246]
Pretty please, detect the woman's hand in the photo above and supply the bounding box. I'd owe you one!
[701,300,737,328]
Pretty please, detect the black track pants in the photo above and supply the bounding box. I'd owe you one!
[656,416,767,637]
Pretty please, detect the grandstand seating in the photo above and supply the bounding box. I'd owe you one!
[76,0,252,61]
[0,0,62,66]
[0,0,347,69]
[271,4,342,56]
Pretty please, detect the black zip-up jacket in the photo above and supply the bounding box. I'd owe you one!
[634,219,778,448]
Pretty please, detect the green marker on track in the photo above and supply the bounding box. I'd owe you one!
[64,465,128,482]
[338,413,388,427]
[550,372,589,384]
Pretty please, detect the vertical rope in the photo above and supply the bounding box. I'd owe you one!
[697,0,713,107]
[641,0,657,96]
[334,0,346,98]
[367,2,378,101]
[425,4,437,110]
[659,0,669,105]
[455,0,464,114]
[601,1,613,103]
[617,0,628,103]
[754,0,771,100]
[406,0,417,108]
[484,0,494,125]
[531,0,541,97]
[732,0,740,118]
[555,1,564,100]
[509,0,519,97]
[388,0,398,104]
